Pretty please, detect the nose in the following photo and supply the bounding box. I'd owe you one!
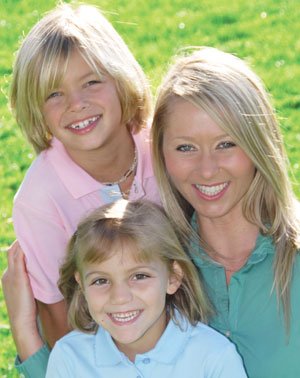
[110,282,133,305]
[197,152,219,179]
[66,91,88,112]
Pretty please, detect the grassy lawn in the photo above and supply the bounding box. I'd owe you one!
[0,0,299,375]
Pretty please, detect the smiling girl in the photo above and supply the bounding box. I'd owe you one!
[46,199,246,377]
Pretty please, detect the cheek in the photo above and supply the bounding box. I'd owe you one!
[163,151,185,181]
[235,154,256,179]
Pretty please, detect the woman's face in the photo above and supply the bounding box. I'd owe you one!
[162,99,256,224]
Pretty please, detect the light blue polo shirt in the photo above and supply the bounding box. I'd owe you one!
[190,214,300,378]
[46,313,246,377]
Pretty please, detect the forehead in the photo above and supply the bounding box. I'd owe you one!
[82,243,167,275]
[39,47,103,94]
[163,99,226,138]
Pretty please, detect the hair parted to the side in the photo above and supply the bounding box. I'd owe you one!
[10,2,151,153]
[58,199,213,333]
[151,46,300,330]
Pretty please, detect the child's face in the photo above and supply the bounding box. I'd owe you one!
[42,49,126,162]
[76,245,181,359]
[162,99,256,224]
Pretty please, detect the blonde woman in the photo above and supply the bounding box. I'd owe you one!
[152,46,300,378]
[46,199,246,377]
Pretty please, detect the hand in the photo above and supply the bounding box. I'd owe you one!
[1,241,44,360]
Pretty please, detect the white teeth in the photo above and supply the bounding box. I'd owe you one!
[69,116,98,130]
[195,182,228,196]
[110,310,140,322]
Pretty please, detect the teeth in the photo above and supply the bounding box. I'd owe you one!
[196,182,228,196]
[69,116,98,130]
[110,310,140,322]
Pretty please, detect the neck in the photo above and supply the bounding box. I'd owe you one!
[197,211,259,281]
[66,129,135,183]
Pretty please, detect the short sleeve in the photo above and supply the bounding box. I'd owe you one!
[13,200,69,303]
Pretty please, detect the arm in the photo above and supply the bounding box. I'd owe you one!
[1,241,43,360]
[37,299,70,348]
[13,200,73,345]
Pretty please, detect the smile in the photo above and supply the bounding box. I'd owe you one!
[109,310,141,323]
[195,182,229,196]
[68,115,100,130]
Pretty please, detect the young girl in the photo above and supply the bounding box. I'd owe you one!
[151,47,300,377]
[6,2,159,375]
[45,199,247,377]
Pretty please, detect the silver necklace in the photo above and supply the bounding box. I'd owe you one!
[102,147,137,186]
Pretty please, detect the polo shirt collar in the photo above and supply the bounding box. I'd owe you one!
[45,130,153,199]
[94,327,125,367]
[94,313,192,366]
[142,313,191,363]
[46,138,102,199]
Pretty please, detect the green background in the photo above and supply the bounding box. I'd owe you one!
[0,0,299,376]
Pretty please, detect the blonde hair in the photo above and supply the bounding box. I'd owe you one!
[10,3,151,153]
[152,47,300,329]
[59,199,212,333]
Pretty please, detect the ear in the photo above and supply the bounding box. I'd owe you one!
[74,271,83,290]
[167,261,183,295]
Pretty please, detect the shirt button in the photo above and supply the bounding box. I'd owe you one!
[143,357,151,364]
[225,330,231,337]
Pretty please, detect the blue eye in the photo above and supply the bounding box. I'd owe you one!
[217,141,236,149]
[46,91,62,100]
[176,144,195,152]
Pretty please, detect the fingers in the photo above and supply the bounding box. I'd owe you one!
[2,240,28,289]
[6,240,26,271]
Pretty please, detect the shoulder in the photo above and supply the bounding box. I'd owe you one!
[53,330,95,354]
[14,150,58,202]
[132,127,151,152]
[170,321,245,376]
[182,322,241,362]
[189,322,233,348]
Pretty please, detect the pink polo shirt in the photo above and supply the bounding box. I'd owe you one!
[13,128,160,303]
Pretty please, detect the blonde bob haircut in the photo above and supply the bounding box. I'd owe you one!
[58,199,212,333]
[152,47,300,328]
[10,3,151,153]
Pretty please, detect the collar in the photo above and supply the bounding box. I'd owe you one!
[190,212,275,268]
[94,313,193,367]
[45,129,153,199]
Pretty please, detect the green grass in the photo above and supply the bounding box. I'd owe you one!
[0,0,299,375]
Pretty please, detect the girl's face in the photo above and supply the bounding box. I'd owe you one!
[162,99,256,225]
[42,49,127,164]
[76,245,181,361]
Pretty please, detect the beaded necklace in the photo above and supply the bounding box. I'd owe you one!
[102,147,137,186]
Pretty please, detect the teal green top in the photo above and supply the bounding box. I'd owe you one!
[190,215,300,378]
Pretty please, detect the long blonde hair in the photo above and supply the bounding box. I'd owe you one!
[59,199,212,333]
[10,3,151,153]
[152,47,300,329]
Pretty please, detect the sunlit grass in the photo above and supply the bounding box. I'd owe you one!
[1,0,299,374]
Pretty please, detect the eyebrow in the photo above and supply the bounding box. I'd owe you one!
[84,264,158,279]
[79,71,100,81]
